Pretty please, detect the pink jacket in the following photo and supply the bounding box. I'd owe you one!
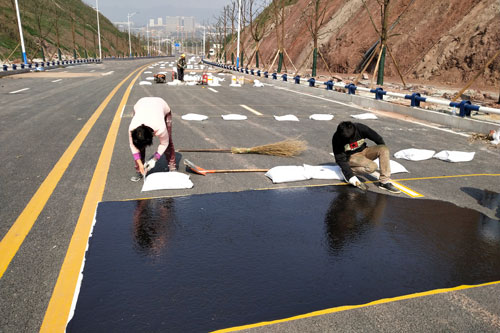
[129,97,171,160]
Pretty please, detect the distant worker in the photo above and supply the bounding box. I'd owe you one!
[129,97,176,182]
[332,121,400,193]
[177,54,186,82]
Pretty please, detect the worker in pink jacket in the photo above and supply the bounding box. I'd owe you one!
[128,97,176,181]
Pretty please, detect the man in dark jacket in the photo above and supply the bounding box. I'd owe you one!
[332,121,400,193]
[176,54,186,82]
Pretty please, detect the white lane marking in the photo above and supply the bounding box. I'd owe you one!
[9,88,30,94]
[101,71,114,76]
[240,104,263,116]
[208,88,218,93]
[120,105,126,118]
[52,79,63,83]
[274,86,470,138]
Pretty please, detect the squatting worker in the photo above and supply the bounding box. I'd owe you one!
[129,97,176,182]
[332,121,400,194]
[177,53,186,82]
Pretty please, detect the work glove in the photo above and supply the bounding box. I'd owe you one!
[144,158,156,172]
[348,176,367,191]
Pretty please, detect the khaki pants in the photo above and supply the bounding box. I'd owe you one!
[348,145,391,183]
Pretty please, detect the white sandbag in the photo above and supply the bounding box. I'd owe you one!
[394,148,436,161]
[351,113,378,120]
[181,113,208,121]
[142,172,193,191]
[144,71,152,74]
[221,114,247,120]
[186,82,197,86]
[265,166,309,183]
[253,80,264,87]
[373,158,409,173]
[303,164,343,180]
[433,151,475,162]
[274,115,299,121]
[139,81,152,85]
[309,114,334,121]
[208,77,221,86]
[229,83,242,87]
[145,77,154,81]
[167,79,181,86]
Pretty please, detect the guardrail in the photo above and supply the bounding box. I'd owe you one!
[203,60,500,117]
[1,55,171,74]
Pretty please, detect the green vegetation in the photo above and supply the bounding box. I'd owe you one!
[0,0,144,62]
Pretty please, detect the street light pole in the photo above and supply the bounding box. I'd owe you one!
[202,26,206,58]
[146,24,150,56]
[236,0,241,67]
[127,12,136,57]
[95,0,102,59]
[13,0,27,64]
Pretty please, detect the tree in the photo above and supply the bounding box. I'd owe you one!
[247,0,269,68]
[270,0,286,72]
[302,0,330,77]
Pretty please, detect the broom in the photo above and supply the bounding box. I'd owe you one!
[177,138,307,157]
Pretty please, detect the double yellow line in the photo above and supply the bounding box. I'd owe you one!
[0,63,147,330]
[38,65,148,332]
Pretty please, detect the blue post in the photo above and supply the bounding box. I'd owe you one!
[294,75,300,84]
[3,64,7,71]
[308,78,316,87]
[405,93,425,107]
[257,70,261,77]
[325,80,334,90]
[272,73,277,80]
[12,64,17,70]
[346,84,357,94]
[264,71,269,78]
[282,74,288,81]
[370,87,386,100]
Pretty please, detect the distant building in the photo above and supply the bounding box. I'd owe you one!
[113,21,130,32]
[183,17,195,33]
[149,19,155,27]
[157,17,163,26]
[165,16,179,33]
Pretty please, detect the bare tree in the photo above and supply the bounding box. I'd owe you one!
[270,0,286,72]
[247,0,269,68]
[302,0,331,77]
[30,0,55,61]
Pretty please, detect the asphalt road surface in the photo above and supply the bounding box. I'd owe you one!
[1,57,499,332]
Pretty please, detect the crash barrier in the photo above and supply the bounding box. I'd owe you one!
[1,58,102,73]
[1,55,168,73]
[204,60,500,117]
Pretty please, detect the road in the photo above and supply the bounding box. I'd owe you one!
[0,57,499,332]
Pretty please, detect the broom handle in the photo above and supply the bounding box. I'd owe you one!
[207,169,269,173]
[177,149,232,153]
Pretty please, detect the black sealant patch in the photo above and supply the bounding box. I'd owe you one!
[67,186,500,332]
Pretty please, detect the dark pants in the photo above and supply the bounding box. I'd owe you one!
[178,68,184,81]
[135,112,176,171]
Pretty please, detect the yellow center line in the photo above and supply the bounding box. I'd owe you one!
[213,280,500,332]
[0,66,143,279]
[392,181,424,198]
[40,64,147,332]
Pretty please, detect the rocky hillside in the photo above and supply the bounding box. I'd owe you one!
[229,0,499,88]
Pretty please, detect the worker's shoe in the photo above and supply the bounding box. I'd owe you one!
[130,172,143,182]
[378,182,401,194]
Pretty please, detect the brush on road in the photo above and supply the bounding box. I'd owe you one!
[177,138,307,157]
[184,159,268,176]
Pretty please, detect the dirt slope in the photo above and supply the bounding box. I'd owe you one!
[228,0,499,89]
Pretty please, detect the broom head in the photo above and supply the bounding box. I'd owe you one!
[231,138,307,157]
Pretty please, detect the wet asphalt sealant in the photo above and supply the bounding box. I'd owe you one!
[67,186,500,332]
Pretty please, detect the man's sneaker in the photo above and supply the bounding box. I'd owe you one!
[130,172,143,182]
[378,182,401,194]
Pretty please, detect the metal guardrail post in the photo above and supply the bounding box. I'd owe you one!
[294,75,300,84]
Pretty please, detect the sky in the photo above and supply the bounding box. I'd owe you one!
[83,0,230,27]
